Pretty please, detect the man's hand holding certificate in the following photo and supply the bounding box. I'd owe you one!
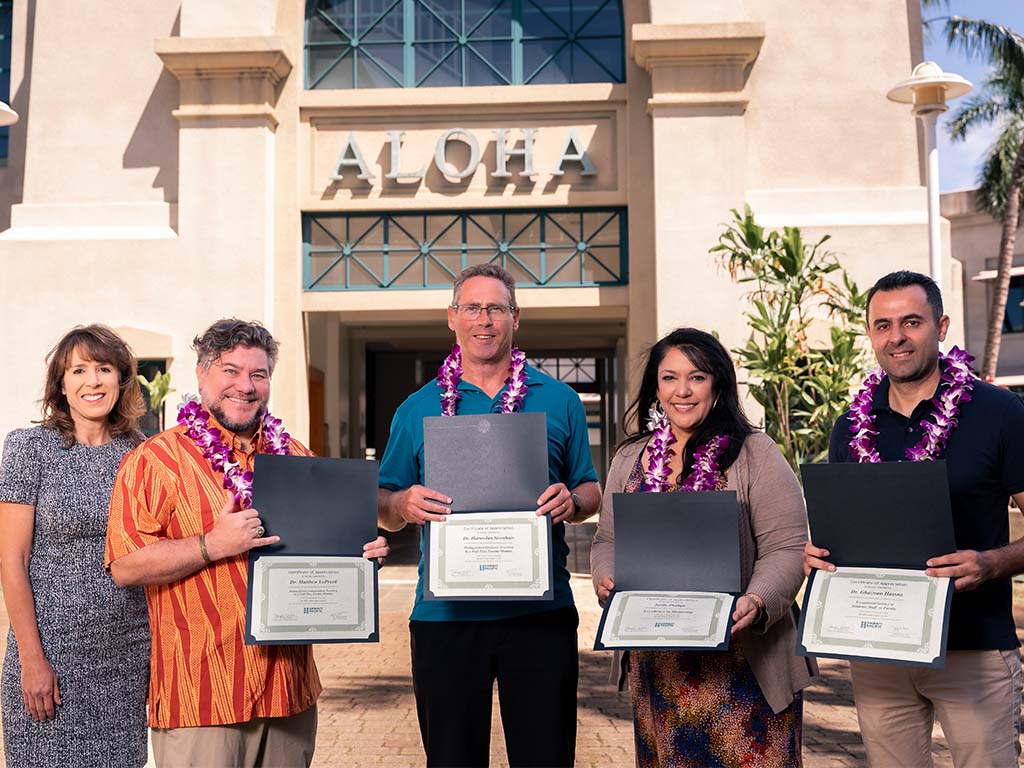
[594,491,741,651]
[798,461,955,667]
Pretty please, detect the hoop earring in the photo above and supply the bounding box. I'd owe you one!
[712,395,720,410]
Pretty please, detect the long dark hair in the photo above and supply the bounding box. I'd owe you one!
[39,325,146,448]
[621,328,755,478]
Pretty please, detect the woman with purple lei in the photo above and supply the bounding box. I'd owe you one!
[591,328,813,767]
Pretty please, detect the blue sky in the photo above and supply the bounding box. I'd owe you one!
[923,1,1024,192]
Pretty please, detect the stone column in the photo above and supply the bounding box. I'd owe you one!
[631,22,764,344]
[155,36,307,434]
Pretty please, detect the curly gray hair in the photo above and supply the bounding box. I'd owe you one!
[192,319,280,373]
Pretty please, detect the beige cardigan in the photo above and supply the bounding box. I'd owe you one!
[590,431,816,714]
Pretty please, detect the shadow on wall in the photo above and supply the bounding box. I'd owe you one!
[121,10,180,205]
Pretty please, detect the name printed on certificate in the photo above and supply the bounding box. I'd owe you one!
[801,566,951,666]
[249,555,377,643]
[427,510,551,599]
[597,590,734,650]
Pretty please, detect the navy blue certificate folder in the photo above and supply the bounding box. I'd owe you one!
[796,460,956,667]
[800,460,955,569]
[244,454,380,644]
[421,412,553,601]
[612,491,741,593]
[593,491,740,651]
[423,412,548,512]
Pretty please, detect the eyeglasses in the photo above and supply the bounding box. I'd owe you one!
[451,304,515,320]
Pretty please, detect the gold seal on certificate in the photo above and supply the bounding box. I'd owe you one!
[799,566,951,666]
[248,555,378,643]
[424,511,552,600]
[596,591,734,650]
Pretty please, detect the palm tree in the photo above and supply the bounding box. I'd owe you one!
[943,17,1024,379]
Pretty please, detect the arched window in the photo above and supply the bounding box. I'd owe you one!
[306,0,625,89]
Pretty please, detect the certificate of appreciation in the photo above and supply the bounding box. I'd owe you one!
[424,511,552,600]
[595,590,734,650]
[248,555,378,643]
[798,566,952,667]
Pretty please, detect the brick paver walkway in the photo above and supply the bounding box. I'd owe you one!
[0,563,974,767]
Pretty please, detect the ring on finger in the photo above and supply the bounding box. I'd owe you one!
[255,525,265,538]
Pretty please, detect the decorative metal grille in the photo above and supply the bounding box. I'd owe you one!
[305,0,625,89]
[529,357,597,384]
[304,208,627,290]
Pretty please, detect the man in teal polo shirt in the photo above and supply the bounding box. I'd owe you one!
[378,264,602,768]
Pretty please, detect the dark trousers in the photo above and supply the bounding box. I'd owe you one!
[409,605,580,768]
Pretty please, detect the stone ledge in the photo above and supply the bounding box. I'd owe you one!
[631,22,764,114]
[631,22,765,70]
[156,36,292,127]
[155,36,292,85]
[0,202,177,240]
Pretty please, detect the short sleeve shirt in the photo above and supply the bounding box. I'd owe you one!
[0,428,43,505]
[105,418,322,728]
[378,363,599,622]
[829,377,1024,650]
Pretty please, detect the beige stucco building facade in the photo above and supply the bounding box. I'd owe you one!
[943,190,1024,385]
[0,0,960,473]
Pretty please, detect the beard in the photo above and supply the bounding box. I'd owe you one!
[209,403,265,435]
[201,390,267,436]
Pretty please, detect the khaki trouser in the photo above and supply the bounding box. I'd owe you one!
[151,705,317,768]
[850,650,1022,768]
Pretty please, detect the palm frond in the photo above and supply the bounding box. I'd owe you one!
[948,94,1005,140]
[946,17,1024,76]
[975,121,1024,220]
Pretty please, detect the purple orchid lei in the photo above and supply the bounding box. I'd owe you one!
[437,344,528,416]
[642,405,730,493]
[177,395,292,509]
[641,406,676,492]
[680,435,732,492]
[848,346,976,463]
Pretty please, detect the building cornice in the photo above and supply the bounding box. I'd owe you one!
[155,36,293,130]
[631,22,765,114]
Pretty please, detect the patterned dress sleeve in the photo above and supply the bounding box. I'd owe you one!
[0,428,43,505]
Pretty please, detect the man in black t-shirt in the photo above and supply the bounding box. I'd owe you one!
[805,271,1024,767]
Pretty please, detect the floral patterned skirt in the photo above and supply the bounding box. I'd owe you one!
[628,646,802,768]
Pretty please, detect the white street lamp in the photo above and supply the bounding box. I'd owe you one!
[0,101,17,127]
[887,61,971,296]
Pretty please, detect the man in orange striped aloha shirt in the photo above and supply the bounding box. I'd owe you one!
[105,319,389,768]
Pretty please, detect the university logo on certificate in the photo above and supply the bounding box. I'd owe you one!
[797,461,955,667]
[422,413,554,601]
[594,491,741,652]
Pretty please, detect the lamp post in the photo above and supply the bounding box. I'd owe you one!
[887,62,971,296]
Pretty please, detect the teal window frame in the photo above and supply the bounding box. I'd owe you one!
[305,0,625,89]
[0,1,12,160]
[303,207,628,290]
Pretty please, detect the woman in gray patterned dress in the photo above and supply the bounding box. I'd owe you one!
[0,325,150,767]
